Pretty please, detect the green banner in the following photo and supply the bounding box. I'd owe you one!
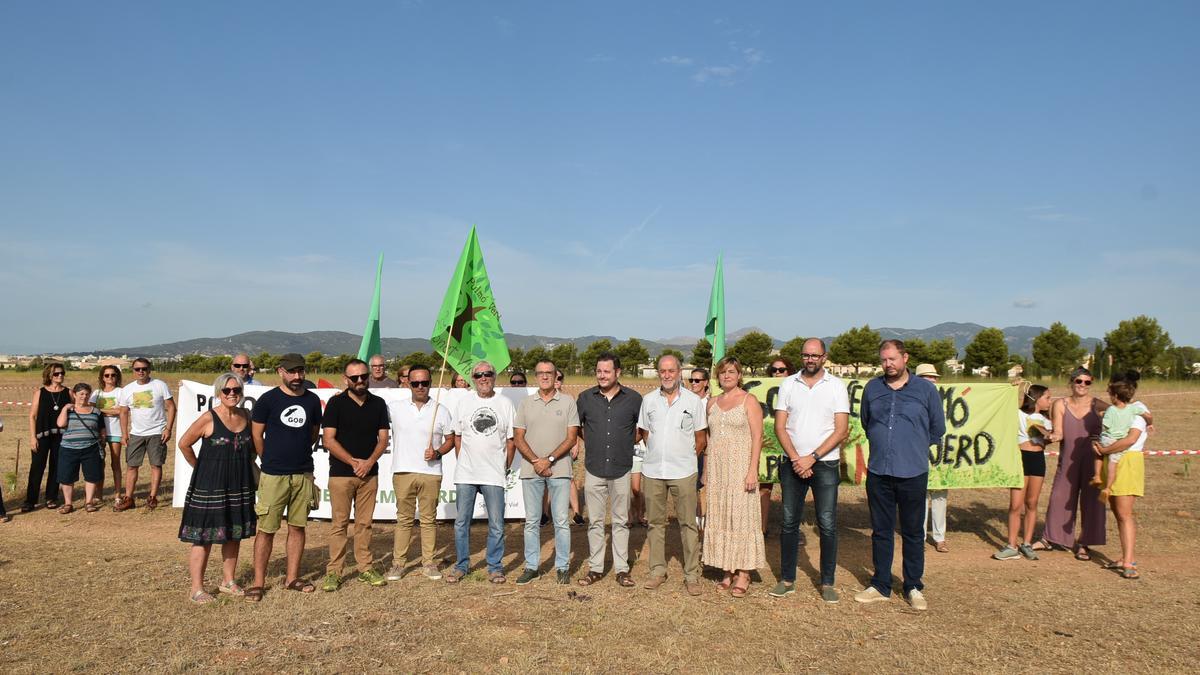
[746,377,1021,489]
[431,226,511,377]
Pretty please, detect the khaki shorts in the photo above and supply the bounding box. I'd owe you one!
[126,434,167,467]
[255,473,313,533]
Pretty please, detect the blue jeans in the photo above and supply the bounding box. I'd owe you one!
[522,476,571,571]
[454,483,506,575]
[866,471,927,596]
[779,458,840,585]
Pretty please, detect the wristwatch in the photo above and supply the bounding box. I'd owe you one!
[546,454,557,464]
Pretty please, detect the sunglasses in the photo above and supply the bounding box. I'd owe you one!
[473,371,496,379]
[347,374,370,382]
[231,363,250,369]
[689,378,706,384]
[103,372,118,378]
[409,380,431,388]
[220,387,243,395]
[133,367,149,373]
[769,367,788,373]
[1074,378,1093,385]
[52,371,66,376]
[510,381,527,386]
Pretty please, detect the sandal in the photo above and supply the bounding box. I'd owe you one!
[58,504,74,515]
[85,503,100,513]
[730,573,750,598]
[1121,565,1140,580]
[190,591,216,604]
[244,586,264,602]
[1074,547,1091,561]
[615,572,635,587]
[1030,539,1054,551]
[285,579,315,593]
[218,581,246,597]
[716,575,733,591]
[489,572,506,584]
[46,500,58,510]
[1102,560,1125,570]
[443,569,465,584]
[0,515,11,523]
[577,571,604,587]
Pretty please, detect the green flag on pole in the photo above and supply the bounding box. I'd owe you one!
[356,253,385,361]
[704,253,726,365]
[431,226,510,377]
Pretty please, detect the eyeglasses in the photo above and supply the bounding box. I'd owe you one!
[220,387,243,395]
[409,380,431,388]
[801,354,825,360]
[133,367,149,373]
[1074,378,1093,385]
[534,371,555,377]
[689,378,706,384]
[103,373,118,378]
[768,367,788,373]
[347,374,370,382]
[556,376,564,382]
[231,363,250,369]
[473,371,496,380]
[370,364,385,369]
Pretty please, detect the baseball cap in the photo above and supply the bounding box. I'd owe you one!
[278,353,306,371]
[914,363,940,379]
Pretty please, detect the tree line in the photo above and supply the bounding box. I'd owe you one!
[75,314,1190,379]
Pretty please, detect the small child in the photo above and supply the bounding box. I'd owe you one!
[1091,373,1152,501]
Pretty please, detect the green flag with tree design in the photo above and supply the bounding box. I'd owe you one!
[431,226,510,377]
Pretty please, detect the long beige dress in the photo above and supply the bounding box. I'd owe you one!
[702,401,766,570]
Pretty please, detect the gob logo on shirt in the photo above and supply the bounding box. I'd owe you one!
[280,405,308,429]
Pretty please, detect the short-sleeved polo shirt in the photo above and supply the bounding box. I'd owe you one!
[388,398,453,476]
[775,370,851,460]
[637,388,708,480]
[514,391,580,479]
[576,385,642,479]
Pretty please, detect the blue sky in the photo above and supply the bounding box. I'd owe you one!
[2,1,1197,353]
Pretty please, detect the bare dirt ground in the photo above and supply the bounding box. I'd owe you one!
[1,373,1198,673]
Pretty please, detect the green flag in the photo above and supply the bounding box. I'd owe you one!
[356,253,384,361]
[704,253,725,365]
[432,226,510,376]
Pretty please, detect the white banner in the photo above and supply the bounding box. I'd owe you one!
[172,380,535,521]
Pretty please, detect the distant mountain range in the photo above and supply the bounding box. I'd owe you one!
[80,322,1100,360]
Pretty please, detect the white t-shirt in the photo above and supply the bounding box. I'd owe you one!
[90,387,124,437]
[1016,410,1053,446]
[774,371,851,460]
[453,392,514,487]
[117,379,172,436]
[1127,416,1149,453]
[388,398,453,476]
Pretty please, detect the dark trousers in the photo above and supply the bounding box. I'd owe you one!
[779,459,840,585]
[866,471,927,596]
[25,436,61,506]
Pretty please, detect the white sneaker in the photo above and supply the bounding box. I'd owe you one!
[853,586,890,603]
[907,589,928,611]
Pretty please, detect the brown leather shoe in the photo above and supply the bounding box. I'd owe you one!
[114,495,135,512]
[146,496,159,510]
[615,572,635,587]
[643,575,667,590]
[935,540,949,553]
[685,580,703,596]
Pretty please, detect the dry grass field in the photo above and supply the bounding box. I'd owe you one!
[1,372,1198,672]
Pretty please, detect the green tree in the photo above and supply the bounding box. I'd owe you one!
[1032,321,1086,375]
[580,339,615,371]
[1105,315,1172,374]
[550,343,578,374]
[615,338,650,371]
[305,351,324,372]
[926,338,958,366]
[254,351,278,372]
[507,347,526,373]
[659,348,685,366]
[692,338,713,369]
[729,331,774,372]
[1091,342,1105,380]
[204,355,233,372]
[401,351,432,368]
[904,338,929,366]
[963,328,1008,376]
[829,325,881,367]
[1158,345,1200,379]
[179,354,206,371]
[778,337,807,368]
[522,345,551,372]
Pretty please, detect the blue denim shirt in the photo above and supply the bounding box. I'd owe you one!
[860,371,945,479]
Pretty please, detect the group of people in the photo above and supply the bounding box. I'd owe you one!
[6,339,1152,604]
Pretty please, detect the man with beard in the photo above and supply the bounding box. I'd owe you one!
[321,359,391,591]
[247,353,324,600]
[444,361,515,584]
[854,340,945,611]
[770,338,849,603]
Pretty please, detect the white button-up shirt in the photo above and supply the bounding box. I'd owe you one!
[387,398,453,476]
[637,387,707,480]
[774,369,850,460]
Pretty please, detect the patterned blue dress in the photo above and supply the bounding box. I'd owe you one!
[178,411,257,543]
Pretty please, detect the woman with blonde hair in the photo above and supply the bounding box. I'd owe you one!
[703,356,766,597]
[91,365,127,508]
[177,372,258,603]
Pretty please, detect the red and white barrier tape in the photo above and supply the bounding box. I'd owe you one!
[0,401,31,406]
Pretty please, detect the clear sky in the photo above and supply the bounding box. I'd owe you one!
[2,1,1197,353]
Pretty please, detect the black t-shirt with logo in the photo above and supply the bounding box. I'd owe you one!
[252,387,323,476]
[322,390,390,478]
